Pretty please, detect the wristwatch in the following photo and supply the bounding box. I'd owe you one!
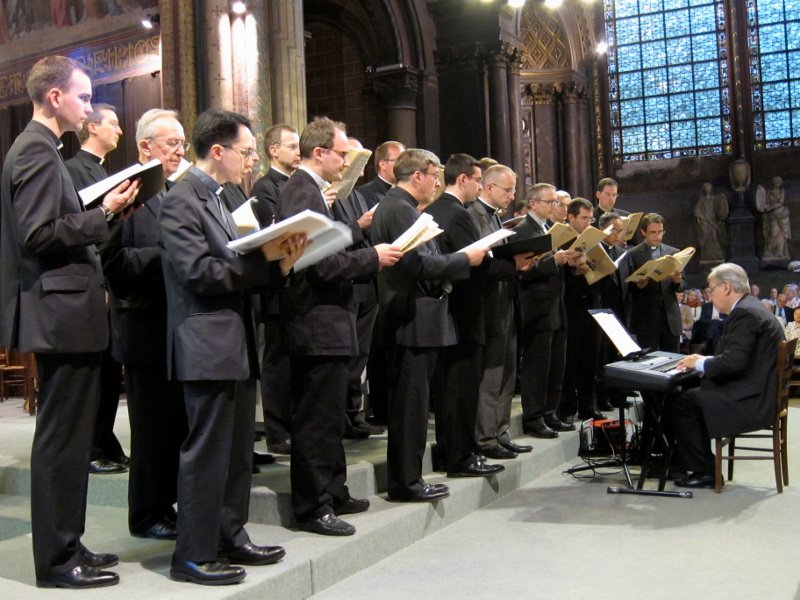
[99,204,115,222]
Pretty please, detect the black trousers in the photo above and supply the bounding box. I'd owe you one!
[346,286,377,417]
[32,352,102,579]
[289,355,350,521]
[519,327,567,429]
[126,361,185,533]
[91,345,124,461]
[261,317,292,446]
[174,379,254,562]
[434,342,483,471]
[670,388,714,473]
[386,346,438,496]
[561,308,601,418]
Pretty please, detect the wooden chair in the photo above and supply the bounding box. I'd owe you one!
[714,337,796,493]
[0,347,37,415]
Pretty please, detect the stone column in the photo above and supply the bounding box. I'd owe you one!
[268,0,307,129]
[486,46,511,166]
[561,82,583,196]
[370,67,420,147]
[160,0,197,132]
[530,83,559,186]
[507,49,525,186]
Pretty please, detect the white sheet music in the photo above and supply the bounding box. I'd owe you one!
[590,310,641,357]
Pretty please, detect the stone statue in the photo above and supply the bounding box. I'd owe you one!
[728,158,754,215]
[694,182,728,262]
[756,176,791,258]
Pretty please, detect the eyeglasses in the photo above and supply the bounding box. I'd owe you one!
[491,184,515,194]
[575,215,596,223]
[276,142,299,151]
[418,170,439,180]
[222,145,258,160]
[324,148,349,160]
[708,282,727,294]
[150,137,190,152]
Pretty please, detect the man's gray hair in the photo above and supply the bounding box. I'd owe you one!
[136,108,180,143]
[708,262,750,294]
[526,182,556,204]
[393,148,441,182]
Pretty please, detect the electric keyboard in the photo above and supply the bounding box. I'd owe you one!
[603,350,700,392]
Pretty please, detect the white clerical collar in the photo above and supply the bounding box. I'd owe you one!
[477,197,501,215]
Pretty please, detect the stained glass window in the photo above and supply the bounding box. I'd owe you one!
[748,0,800,149]
[605,0,731,163]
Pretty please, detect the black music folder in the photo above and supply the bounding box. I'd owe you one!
[492,234,551,260]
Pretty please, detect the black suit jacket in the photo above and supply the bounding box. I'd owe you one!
[424,193,514,345]
[626,241,685,339]
[697,295,785,437]
[159,167,282,381]
[65,149,108,190]
[357,176,392,209]
[370,186,471,347]
[277,169,378,356]
[251,167,289,227]
[0,121,110,353]
[514,214,565,332]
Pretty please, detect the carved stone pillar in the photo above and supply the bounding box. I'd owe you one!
[370,67,420,147]
[268,0,307,129]
[486,45,511,166]
[561,82,583,196]
[160,0,197,132]
[576,90,592,198]
[507,50,525,187]
[530,83,559,186]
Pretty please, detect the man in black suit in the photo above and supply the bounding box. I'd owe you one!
[426,154,526,475]
[671,263,785,488]
[0,56,139,589]
[467,164,534,458]
[593,177,629,224]
[65,103,129,475]
[250,124,300,456]
[371,148,487,501]
[100,108,189,541]
[514,183,580,438]
[356,140,404,209]
[159,109,304,585]
[277,117,402,536]
[626,213,685,353]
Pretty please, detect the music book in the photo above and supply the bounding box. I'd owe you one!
[619,212,643,242]
[392,213,443,254]
[547,222,578,249]
[227,208,353,271]
[328,149,373,201]
[460,228,516,253]
[582,244,617,285]
[231,199,260,235]
[501,215,525,229]
[168,158,193,182]
[624,246,696,283]
[491,234,552,260]
[79,159,163,208]
[568,225,609,253]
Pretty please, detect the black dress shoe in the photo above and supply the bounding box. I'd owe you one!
[132,518,178,540]
[253,451,276,465]
[219,542,285,566]
[352,414,386,435]
[675,472,715,488]
[597,401,615,412]
[544,417,576,432]
[388,482,450,502]
[343,424,371,439]
[81,546,118,569]
[89,458,127,474]
[447,455,505,478]
[109,455,131,467]
[37,565,119,589]
[480,444,517,460]
[501,439,533,453]
[269,440,292,455]
[297,513,356,536]
[334,496,370,516]
[524,423,558,439]
[170,557,246,585]
[578,411,607,421]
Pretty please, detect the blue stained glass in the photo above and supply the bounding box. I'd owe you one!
[791,80,800,102]
[692,33,719,60]
[614,0,639,18]
[759,24,787,53]
[646,123,671,150]
[764,110,792,139]
[666,9,691,37]
[693,61,720,88]
[640,0,664,15]
[787,21,800,51]
[671,120,696,147]
[688,0,713,6]
[640,13,665,39]
[761,54,789,82]
[645,96,670,121]
[668,64,693,90]
[689,6,716,33]
[667,37,691,64]
[695,90,721,116]
[756,2,783,24]
[641,41,668,68]
[696,117,721,145]
[621,100,646,125]
[616,47,642,72]
[616,17,641,43]
[663,0,687,9]
[763,82,791,108]
[619,72,644,98]
[623,126,647,153]
[643,68,669,95]
[793,109,800,137]
[670,92,695,119]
